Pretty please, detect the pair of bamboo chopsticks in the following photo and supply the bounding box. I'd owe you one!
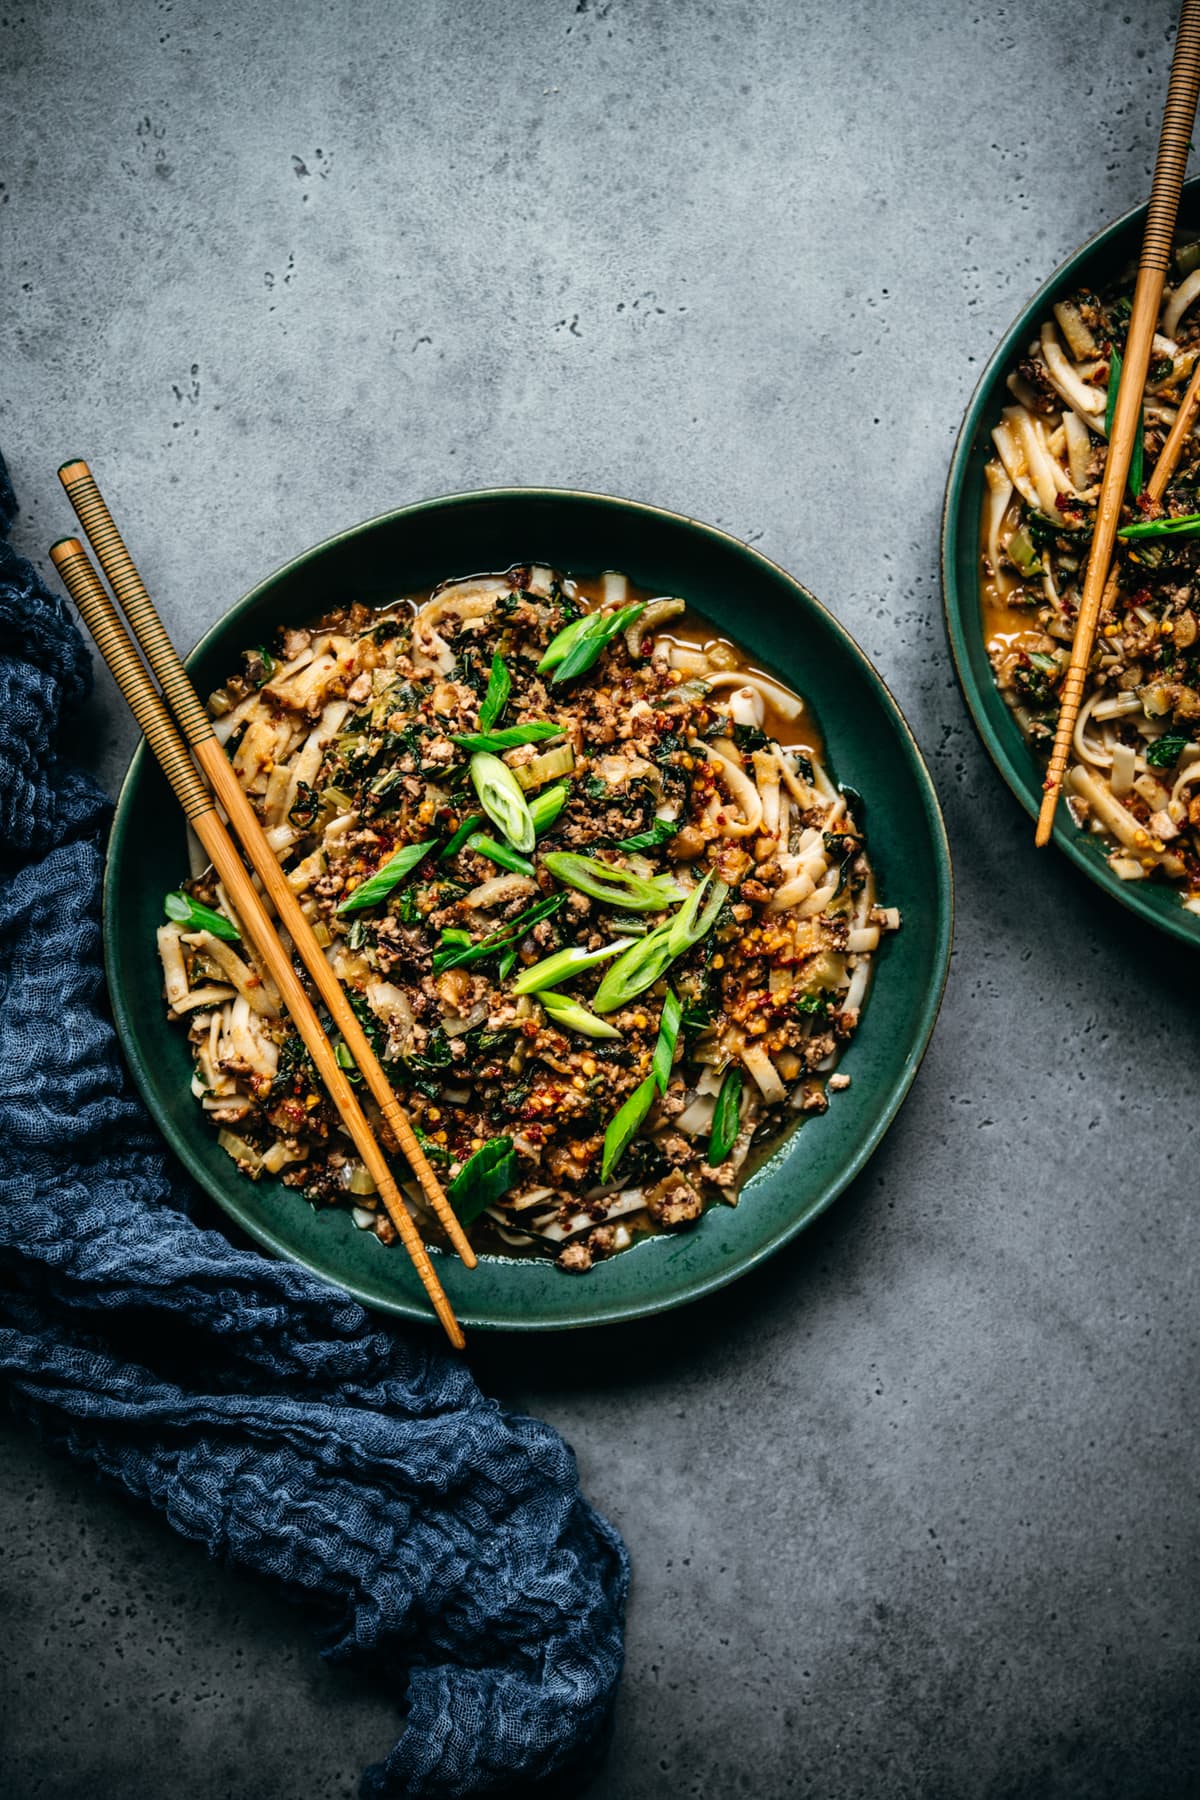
[1037,0,1200,844]
[51,462,476,1349]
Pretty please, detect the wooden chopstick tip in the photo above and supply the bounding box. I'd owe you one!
[57,459,93,485]
[49,537,85,569]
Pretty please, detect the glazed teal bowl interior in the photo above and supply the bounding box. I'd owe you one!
[106,489,952,1331]
[943,179,1200,949]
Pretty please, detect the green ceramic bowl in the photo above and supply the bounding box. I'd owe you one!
[106,489,952,1331]
[943,180,1200,948]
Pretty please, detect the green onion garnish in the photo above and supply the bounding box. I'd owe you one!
[600,1073,658,1183]
[651,988,682,1092]
[448,1136,517,1224]
[336,838,437,914]
[440,927,472,947]
[511,938,634,995]
[540,991,624,1040]
[536,612,594,674]
[1106,345,1145,497]
[541,851,685,912]
[334,1041,361,1083]
[432,892,566,973]
[528,782,570,834]
[452,722,562,753]
[592,877,728,1012]
[538,603,647,684]
[464,832,535,878]
[667,874,729,955]
[469,752,536,854]
[163,891,241,942]
[707,1065,743,1166]
[1118,511,1200,541]
[476,652,511,732]
[439,812,484,859]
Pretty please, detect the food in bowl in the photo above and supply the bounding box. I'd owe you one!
[157,564,898,1271]
[981,240,1200,908]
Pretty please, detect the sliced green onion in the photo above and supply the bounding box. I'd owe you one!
[707,1065,743,1166]
[452,721,561,753]
[651,988,682,1092]
[477,652,511,731]
[164,891,241,942]
[440,927,472,946]
[432,892,566,973]
[336,838,437,914]
[1106,345,1145,497]
[511,938,634,995]
[552,603,647,684]
[668,875,729,954]
[1118,511,1200,541]
[537,612,595,674]
[470,752,536,854]
[615,818,680,852]
[448,1136,517,1225]
[592,920,680,1013]
[497,945,518,980]
[542,851,685,912]
[540,991,624,1040]
[528,781,570,834]
[464,832,535,877]
[334,1041,362,1083]
[439,812,484,859]
[600,1073,658,1183]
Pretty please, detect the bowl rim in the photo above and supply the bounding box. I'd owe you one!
[941,178,1200,951]
[105,484,954,1329]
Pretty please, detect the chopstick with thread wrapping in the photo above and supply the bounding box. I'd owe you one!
[56,459,477,1271]
[1036,0,1200,846]
[50,536,467,1351]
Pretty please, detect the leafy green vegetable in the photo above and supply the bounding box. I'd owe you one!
[404,1026,453,1076]
[452,721,561,753]
[440,927,472,947]
[1118,511,1200,541]
[334,1041,361,1083]
[470,752,536,854]
[336,839,437,914]
[1006,525,1043,576]
[448,1136,517,1224]
[651,989,682,1092]
[600,1074,658,1183]
[511,938,634,995]
[614,818,680,852]
[477,652,511,731]
[432,893,566,974]
[1027,651,1060,675]
[541,851,685,911]
[707,1065,743,1166]
[1146,733,1191,767]
[465,832,535,877]
[794,991,832,1016]
[540,991,624,1040]
[249,645,275,686]
[164,891,241,942]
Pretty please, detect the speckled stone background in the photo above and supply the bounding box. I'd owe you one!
[4,1,1200,1796]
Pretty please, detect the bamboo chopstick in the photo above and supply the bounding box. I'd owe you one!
[57,459,477,1271]
[1036,0,1200,847]
[51,536,467,1350]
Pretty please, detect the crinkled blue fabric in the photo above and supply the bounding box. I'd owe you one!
[0,454,628,1798]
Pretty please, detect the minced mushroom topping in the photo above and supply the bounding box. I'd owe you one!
[158,563,898,1273]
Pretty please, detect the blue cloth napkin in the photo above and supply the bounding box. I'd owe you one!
[0,454,628,1798]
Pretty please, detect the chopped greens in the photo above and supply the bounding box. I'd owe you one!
[452,721,561,753]
[541,851,685,911]
[476,652,511,732]
[540,991,624,1040]
[431,892,566,974]
[465,832,536,877]
[614,818,681,852]
[651,989,682,1091]
[1145,734,1191,767]
[600,1073,658,1184]
[469,752,536,854]
[511,938,634,995]
[542,602,647,684]
[448,1137,517,1224]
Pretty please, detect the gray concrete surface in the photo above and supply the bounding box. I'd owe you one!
[3,1,1199,1795]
